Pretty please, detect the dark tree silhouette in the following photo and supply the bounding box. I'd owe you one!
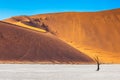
[94,56,100,71]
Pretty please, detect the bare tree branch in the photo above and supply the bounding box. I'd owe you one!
[94,56,100,71]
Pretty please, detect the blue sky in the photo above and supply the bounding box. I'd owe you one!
[0,0,120,20]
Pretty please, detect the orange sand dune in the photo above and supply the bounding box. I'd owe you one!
[0,21,93,63]
[4,8,120,63]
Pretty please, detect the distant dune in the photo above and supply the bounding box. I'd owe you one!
[4,8,120,63]
[0,21,93,64]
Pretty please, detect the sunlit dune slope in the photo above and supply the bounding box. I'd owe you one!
[0,21,93,63]
[4,8,120,63]
[4,16,46,33]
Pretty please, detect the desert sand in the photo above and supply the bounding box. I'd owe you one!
[3,8,120,63]
[0,21,93,63]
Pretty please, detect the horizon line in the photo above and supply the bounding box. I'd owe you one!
[1,8,120,20]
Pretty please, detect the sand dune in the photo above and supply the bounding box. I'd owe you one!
[0,21,93,63]
[4,8,120,63]
[4,16,46,33]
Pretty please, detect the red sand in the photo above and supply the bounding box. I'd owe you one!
[0,21,93,63]
[4,8,120,63]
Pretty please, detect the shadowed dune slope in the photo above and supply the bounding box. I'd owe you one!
[0,21,93,63]
[4,9,120,63]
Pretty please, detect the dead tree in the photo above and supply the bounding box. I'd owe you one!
[94,56,100,71]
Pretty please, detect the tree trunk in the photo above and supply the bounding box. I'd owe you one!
[96,61,100,71]
[94,56,100,71]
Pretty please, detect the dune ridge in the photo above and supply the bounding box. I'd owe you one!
[4,9,120,63]
[0,21,93,64]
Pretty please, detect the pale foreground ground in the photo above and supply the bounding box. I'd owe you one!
[0,64,120,80]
